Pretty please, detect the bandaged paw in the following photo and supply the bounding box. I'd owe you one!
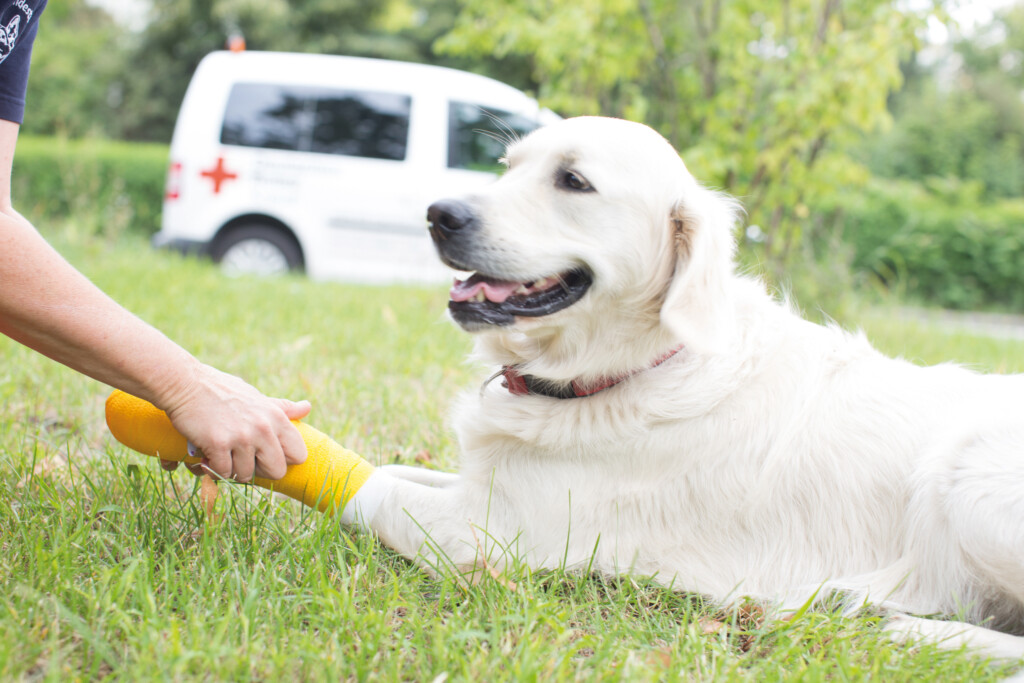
[105,389,376,518]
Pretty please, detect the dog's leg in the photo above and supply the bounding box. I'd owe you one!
[343,470,499,577]
[885,614,1024,660]
[378,464,460,488]
[940,425,1024,609]
[876,422,1024,663]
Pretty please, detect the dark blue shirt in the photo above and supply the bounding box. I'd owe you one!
[0,0,46,124]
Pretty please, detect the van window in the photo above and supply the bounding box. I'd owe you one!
[447,102,540,173]
[221,83,411,161]
[221,84,311,151]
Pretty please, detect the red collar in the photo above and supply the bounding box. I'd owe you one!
[500,345,684,399]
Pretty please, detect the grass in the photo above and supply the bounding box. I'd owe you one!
[2,224,1024,681]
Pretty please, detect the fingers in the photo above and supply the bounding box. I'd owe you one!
[279,398,312,421]
[272,398,310,468]
[278,421,307,466]
[252,420,287,480]
[201,444,233,481]
[200,442,260,483]
[158,367,311,483]
[231,447,256,483]
[248,400,308,475]
[191,420,294,482]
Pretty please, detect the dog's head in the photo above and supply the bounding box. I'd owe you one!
[427,116,739,377]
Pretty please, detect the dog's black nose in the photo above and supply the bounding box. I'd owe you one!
[427,199,477,241]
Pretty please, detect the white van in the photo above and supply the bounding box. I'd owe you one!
[154,50,556,284]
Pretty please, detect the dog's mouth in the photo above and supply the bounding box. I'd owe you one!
[448,268,593,328]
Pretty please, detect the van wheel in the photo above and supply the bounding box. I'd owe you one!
[211,225,303,276]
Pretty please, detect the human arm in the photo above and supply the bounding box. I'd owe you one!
[0,120,308,481]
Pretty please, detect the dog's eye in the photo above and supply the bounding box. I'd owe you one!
[558,170,594,192]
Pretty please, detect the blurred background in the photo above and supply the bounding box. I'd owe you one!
[19,0,1024,319]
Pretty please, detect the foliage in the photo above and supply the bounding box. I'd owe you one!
[439,0,931,276]
[1,224,1023,679]
[22,0,126,138]
[373,0,537,94]
[105,0,529,143]
[862,86,1024,199]
[11,136,169,237]
[842,5,1024,312]
[823,176,1024,310]
[22,0,438,142]
[860,5,1024,200]
[22,0,538,144]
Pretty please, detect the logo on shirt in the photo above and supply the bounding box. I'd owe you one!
[0,15,21,65]
[12,0,33,19]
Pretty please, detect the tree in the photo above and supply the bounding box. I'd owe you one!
[22,0,126,138]
[114,0,430,142]
[863,5,1024,199]
[27,0,537,143]
[439,0,929,272]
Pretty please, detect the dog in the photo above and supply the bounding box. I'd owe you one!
[342,116,1024,660]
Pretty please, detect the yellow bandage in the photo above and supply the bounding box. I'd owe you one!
[104,389,374,513]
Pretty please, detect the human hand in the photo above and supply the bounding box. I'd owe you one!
[156,364,310,482]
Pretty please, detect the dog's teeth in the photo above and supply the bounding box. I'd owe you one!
[515,285,530,295]
[534,277,549,289]
[473,291,486,302]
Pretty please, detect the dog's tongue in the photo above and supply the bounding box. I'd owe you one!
[450,273,522,303]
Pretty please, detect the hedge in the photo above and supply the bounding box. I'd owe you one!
[825,177,1024,311]
[11,136,169,237]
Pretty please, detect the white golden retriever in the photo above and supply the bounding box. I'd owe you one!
[343,116,1024,660]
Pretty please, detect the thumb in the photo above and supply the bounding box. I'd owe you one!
[278,398,312,421]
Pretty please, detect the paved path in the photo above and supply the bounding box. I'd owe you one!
[897,308,1024,341]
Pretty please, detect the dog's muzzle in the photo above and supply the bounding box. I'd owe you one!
[427,199,482,271]
[427,199,477,239]
[426,198,594,331]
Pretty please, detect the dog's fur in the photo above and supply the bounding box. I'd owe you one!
[363,117,1024,659]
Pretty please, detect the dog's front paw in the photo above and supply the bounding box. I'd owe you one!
[885,614,1024,660]
[379,464,460,488]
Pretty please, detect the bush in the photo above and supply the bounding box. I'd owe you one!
[827,177,1024,310]
[859,88,1024,200]
[11,136,169,237]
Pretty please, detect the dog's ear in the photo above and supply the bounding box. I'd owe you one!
[660,184,740,354]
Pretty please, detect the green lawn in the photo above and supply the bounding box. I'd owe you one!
[2,227,1022,681]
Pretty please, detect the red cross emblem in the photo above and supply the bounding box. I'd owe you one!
[200,157,238,194]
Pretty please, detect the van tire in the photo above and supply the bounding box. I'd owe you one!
[211,224,303,276]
